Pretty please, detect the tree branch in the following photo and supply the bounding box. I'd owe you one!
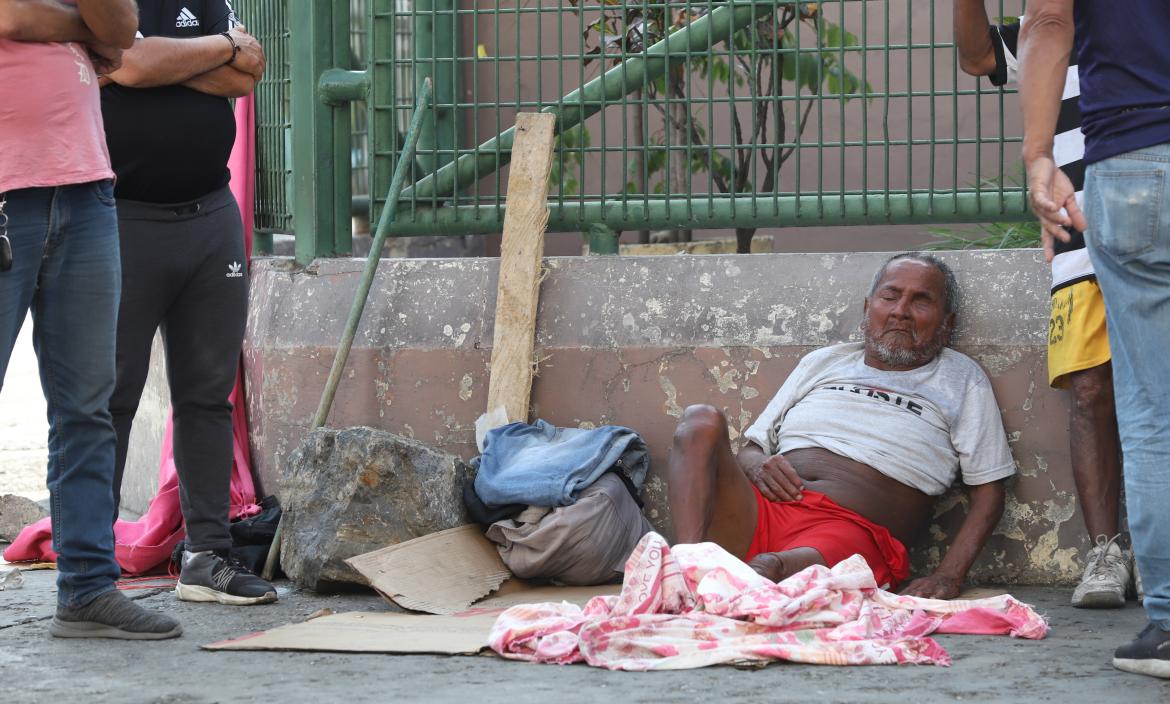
[779,99,815,166]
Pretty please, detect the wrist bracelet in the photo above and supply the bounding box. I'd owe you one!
[220,31,240,65]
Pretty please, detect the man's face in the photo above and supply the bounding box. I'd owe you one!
[862,260,955,370]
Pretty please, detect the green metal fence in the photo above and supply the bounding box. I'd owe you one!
[246,1,1032,260]
[241,0,292,239]
[350,0,371,203]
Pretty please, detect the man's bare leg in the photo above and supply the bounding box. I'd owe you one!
[667,405,759,557]
[745,547,826,582]
[1066,362,1129,607]
[667,405,828,579]
[1066,363,1121,539]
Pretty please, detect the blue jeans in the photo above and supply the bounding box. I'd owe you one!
[474,420,649,507]
[0,182,122,607]
[1084,141,1170,630]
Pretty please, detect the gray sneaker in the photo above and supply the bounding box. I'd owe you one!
[1134,559,1145,603]
[176,549,277,605]
[49,590,182,640]
[1071,534,1130,609]
[1114,623,1170,678]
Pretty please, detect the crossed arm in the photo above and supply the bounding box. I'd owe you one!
[104,25,265,97]
[0,0,136,47]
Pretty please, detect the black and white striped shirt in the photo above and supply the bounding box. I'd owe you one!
[991,19,1093,294]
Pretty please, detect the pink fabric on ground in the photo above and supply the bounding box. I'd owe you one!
[488,533,1047,670]
[3,95,261,575]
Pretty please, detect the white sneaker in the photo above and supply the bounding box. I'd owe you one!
[1134,558,1144,603]
[1071,534,1130,609]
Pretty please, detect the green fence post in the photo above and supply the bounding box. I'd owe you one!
[586,224,620,255]
[290,0,341,264]
[254,232,274,255]
[331,0,354,256]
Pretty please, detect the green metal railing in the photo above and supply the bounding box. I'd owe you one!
[246,1,1030,261]
[240,0,292,247]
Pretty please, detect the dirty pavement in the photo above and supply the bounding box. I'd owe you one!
[0,567,1166,703]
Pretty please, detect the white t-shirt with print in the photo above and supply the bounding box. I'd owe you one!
[743,343,1016,496]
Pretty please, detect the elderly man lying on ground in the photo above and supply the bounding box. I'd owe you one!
[667,253,1016,599]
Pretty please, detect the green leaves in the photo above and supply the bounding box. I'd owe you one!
[826,63,864,97]
[781,48,825,94]
[925,222,1042,250]
[550,124,592,195]
[819,22,858,51]
[779,18,869,98]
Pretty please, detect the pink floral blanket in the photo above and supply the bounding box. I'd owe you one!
[488,533,1047,670]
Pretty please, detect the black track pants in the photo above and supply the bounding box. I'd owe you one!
[109,185,247,552]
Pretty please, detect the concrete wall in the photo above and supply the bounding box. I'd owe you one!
[120,334,169,518]
[216,249,1090,585]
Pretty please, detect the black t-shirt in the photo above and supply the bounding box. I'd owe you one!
[101,1,239,203]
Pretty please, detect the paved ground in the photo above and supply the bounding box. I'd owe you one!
[0,567,1166,704]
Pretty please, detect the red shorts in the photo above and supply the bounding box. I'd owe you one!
[744,487,911,589]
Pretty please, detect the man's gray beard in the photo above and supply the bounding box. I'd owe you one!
[862,318,948,368]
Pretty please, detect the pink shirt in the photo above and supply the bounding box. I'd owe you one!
[0,38,113,192]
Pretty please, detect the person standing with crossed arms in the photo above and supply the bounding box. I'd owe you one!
[99,0,275,605]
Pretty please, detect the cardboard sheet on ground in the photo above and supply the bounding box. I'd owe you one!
[344,524,514,615]
[203,583,619,655]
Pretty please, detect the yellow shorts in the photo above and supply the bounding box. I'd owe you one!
[1048,279,1111,388]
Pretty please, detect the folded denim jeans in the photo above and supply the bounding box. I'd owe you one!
[473,420,649,508]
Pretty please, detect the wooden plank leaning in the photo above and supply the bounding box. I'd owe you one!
[484,112,557,427]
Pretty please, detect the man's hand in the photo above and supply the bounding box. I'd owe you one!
[899,573,963,600]
[1025,153,1087,261]
[747,552,786,582]
[228,25,265,81]
[1019,0,1078,261]
[87,42,123,76]
[913,480,1005,603]
[750,453,805,502]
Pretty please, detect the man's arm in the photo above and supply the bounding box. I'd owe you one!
[105,25,262,95]
[900,479,1006,599]
[954,0,997,76]
[103,34,234,87]
[75,0,136,48]
[0,0,94,42]
[182,65,256,97]
[181,23,264,97]
[1019,0,1085,260]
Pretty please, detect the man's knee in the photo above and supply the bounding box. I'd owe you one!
[673,404,729,448]
[1067,364,1115,415]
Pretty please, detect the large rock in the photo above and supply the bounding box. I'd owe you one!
[0,494,47,542]
[280,426,473,591]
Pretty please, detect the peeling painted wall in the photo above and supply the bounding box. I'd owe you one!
[132,250,1094,584]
